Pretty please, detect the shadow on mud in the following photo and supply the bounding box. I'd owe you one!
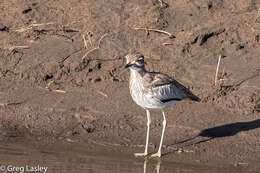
[199,119,260,138]
[166,119,260,150]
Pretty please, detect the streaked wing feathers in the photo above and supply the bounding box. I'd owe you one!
[143,72,200,102]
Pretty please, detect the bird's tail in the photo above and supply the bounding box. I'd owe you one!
[187,92,201,102]
[182,86,201,102]
[173,79,201,102]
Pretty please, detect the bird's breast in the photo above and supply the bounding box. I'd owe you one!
[129,78,165,109]
[130,79,143,101]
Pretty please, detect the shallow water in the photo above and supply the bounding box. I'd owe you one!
[0,142,249,173]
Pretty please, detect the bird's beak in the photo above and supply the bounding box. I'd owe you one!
[125,63,132,68]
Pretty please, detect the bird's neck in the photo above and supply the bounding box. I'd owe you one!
[130,67,146,78]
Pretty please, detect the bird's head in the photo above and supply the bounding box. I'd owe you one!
[125,52,146,71]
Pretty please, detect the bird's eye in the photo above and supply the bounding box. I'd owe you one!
[137,58,144,62]
[136,60,143,65]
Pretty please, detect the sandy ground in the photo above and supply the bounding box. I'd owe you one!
[0,0,260,171]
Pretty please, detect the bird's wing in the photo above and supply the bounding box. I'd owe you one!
[143,72,173,87]
[143,72,200,102]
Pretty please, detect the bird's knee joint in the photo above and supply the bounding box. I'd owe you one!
[163,120,167,126]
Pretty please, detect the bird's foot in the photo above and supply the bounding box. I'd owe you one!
[150,152,161,158]
[134,152,148,157]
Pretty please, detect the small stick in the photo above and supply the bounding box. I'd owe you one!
[0,101,25,106]
[82,33,108,60]
[255,8,260,22]
[30,23,55,27]
[82,35,88,49]
[163,42,173,46]
[87,32,93,47]
[81,47,99,60]
[14,22,55,32]
[53,89,66,93]
[97,33,108,48]
[134,27,175,38]
[2,45,29,51]
[39,86,66,93]
[9,46,29,50]
[215,55,222,86]
[96,90,108,98]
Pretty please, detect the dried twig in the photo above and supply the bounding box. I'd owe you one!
[59,48,83,63]
[82,47,99,60]
[163,42,173,46]
[96,90,108,98]
[0,101,25,106]
[82,35,88,49]
[53,89,66,93]
[39,86,66,94]
[82,33,108,60]
[97,33,108,48]
[255,8,260,23]
[87,33,93,47]
[2,45,29,51]
[134,27,175,38]
[215,55,222,86]
[14,22,55,32]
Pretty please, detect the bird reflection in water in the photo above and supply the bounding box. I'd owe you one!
[143,158,161,173]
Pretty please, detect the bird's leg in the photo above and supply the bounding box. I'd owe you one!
[143,158,148,173]
[135,109,151,157]
[151,110,167,158]
[156,159,161,173]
